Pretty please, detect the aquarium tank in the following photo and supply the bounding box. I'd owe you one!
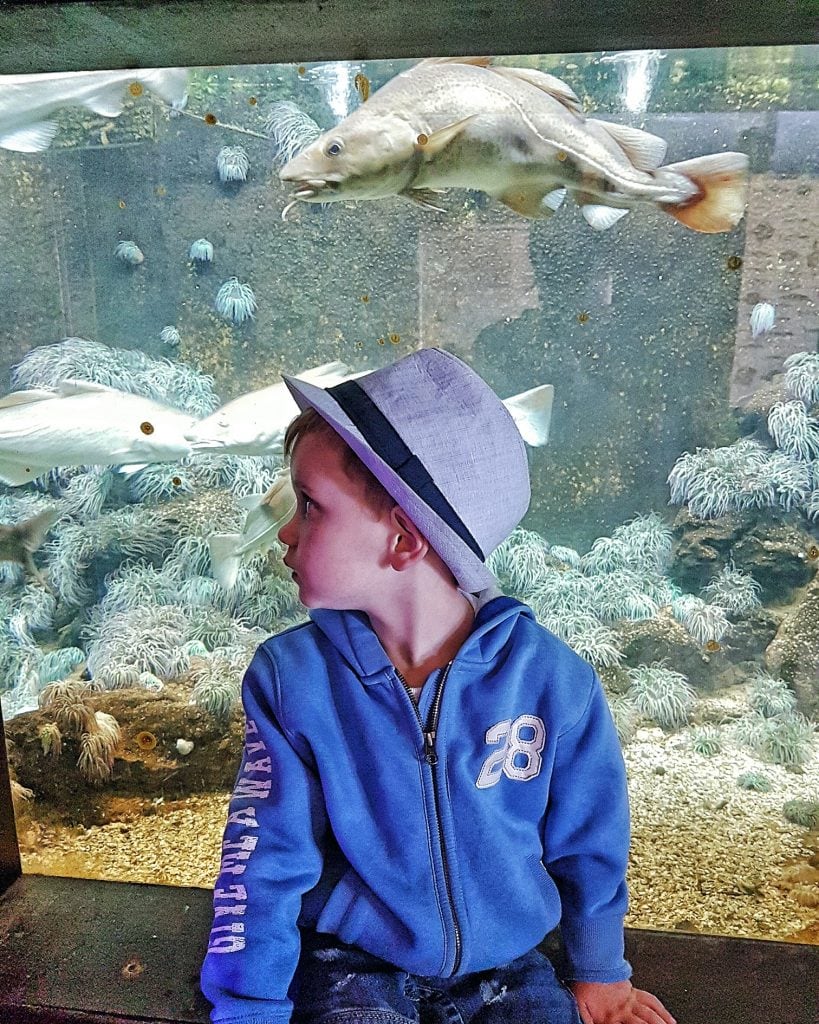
[0,44,817,948]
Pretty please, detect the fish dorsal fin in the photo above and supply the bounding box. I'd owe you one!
[0,121,59,153]
[586,118,668,170]
[416,56,492,68]
[0,388,57,409]
[502,384,554,447]
[293,360,352,385]
[56,378,120,397]
[418,115,476,157]
[489,67,583,115]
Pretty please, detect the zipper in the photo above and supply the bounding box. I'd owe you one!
[396,662,462,974]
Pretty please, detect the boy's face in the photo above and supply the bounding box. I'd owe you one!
[278,429,395,610]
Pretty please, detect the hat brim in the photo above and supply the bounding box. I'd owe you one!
[282,372,497,593]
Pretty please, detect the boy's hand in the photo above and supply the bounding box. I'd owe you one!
[570,980,676,1024]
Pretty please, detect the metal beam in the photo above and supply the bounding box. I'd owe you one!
[0,1,817,75]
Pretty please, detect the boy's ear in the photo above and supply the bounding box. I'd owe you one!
[388,505,429,571]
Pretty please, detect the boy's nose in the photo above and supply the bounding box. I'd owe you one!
[278,512,297,547]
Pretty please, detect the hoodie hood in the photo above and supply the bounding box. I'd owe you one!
[309,591,535,685]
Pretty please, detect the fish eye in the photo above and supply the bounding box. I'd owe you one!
[325,140,344,157]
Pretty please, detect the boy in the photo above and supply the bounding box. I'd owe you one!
[201,348,675,1024]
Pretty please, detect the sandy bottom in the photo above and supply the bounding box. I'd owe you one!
[17,688,819,945]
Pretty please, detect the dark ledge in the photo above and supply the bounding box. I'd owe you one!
[0,874,817,1024]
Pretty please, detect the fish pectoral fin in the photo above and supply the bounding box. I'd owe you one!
[0,460,52,487]
[586,118,668,170]
[495,186,563,219]
[502,384,554,447]
[0,121,59,153]
[417,116,476,156]
[207,534,243,590]
[402,188,447,212]
[580,204,630,230]
[489,67,583,116]
[84,81,127,118]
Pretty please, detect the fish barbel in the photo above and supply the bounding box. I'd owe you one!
[0,67,189,152]
[280,56,748,233]
[0,380,198,486]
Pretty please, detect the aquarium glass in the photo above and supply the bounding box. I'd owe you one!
[1,45,817,945]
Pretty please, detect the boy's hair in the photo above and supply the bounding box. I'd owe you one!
[284,407,396,515]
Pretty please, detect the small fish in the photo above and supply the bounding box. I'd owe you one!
[750,302,775,338]
[280,56,748,233]
[0,68,189,152]
[354,72,371,102]
[208,469,297,589]
[0,380,198,486]
[187,359,555,456]
[0,507,59,585]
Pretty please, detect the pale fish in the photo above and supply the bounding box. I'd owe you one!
[186,361,360,457]
[0,67,189,153]
[750,302,776,338]
[0,507,60,585]
[208,469,296,589]
[187,360,554,457]
[0,380,198,486]
[280,56,748,233]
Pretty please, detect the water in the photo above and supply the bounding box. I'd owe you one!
[0,46,817,943]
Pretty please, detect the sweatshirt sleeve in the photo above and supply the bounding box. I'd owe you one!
[200,646,327,1024]
[543,665,632,984]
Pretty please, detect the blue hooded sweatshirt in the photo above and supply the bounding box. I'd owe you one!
[201,595,631,1024]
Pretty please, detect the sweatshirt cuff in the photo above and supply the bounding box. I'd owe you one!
[561,916,633,984]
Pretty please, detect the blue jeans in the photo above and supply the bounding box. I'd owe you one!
[291,930,582,1024]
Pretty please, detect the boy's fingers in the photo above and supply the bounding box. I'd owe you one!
[634,988,677,1024]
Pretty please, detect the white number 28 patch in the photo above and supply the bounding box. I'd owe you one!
[476,715,546,789]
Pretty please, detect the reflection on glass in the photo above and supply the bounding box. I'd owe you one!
[0,46,817,947]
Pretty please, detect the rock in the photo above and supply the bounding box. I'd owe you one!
[617,614,728,693]
[765,573,819,718]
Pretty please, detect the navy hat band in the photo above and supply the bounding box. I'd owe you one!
[327,379,485,562]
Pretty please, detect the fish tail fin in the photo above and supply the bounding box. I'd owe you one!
[658,152,749,233]
[502,384,554,447]
[207,534,243,590]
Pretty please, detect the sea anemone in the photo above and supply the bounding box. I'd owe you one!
[737,771,771,792]
[190,653,243,720]
[114,240,144,265]
[690,725,723,756]
[214,278,257,324]
[567,626,624,669]
[734,709,815,766]
[129,462,194,503]
[77,731,114,783]
[782,799,819,830]
[701,563,761,616]
[189,238,214,263]
[610,512,674,573]
[265,100,322,164]
[548,545,581,568]
[580,536,630,575]
[748,674,797,718]
[37,647,85,686]
[60,466,116,519]
[784,351,819,406]
[216,145,250,182]
[627,663,695,730]
[767,401,819,462]
[671,595,730,646]
[38,722,62,757]
[160,326,181,348]
[750,302,775,338]
[606,692,639,746]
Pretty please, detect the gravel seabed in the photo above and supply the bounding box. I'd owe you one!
[18,687,819,944]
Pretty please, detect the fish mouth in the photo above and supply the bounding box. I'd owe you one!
[281,179,337,221]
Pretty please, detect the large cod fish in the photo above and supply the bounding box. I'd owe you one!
[280,56,748,233]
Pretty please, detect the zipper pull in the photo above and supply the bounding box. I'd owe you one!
[423,731,438,765]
